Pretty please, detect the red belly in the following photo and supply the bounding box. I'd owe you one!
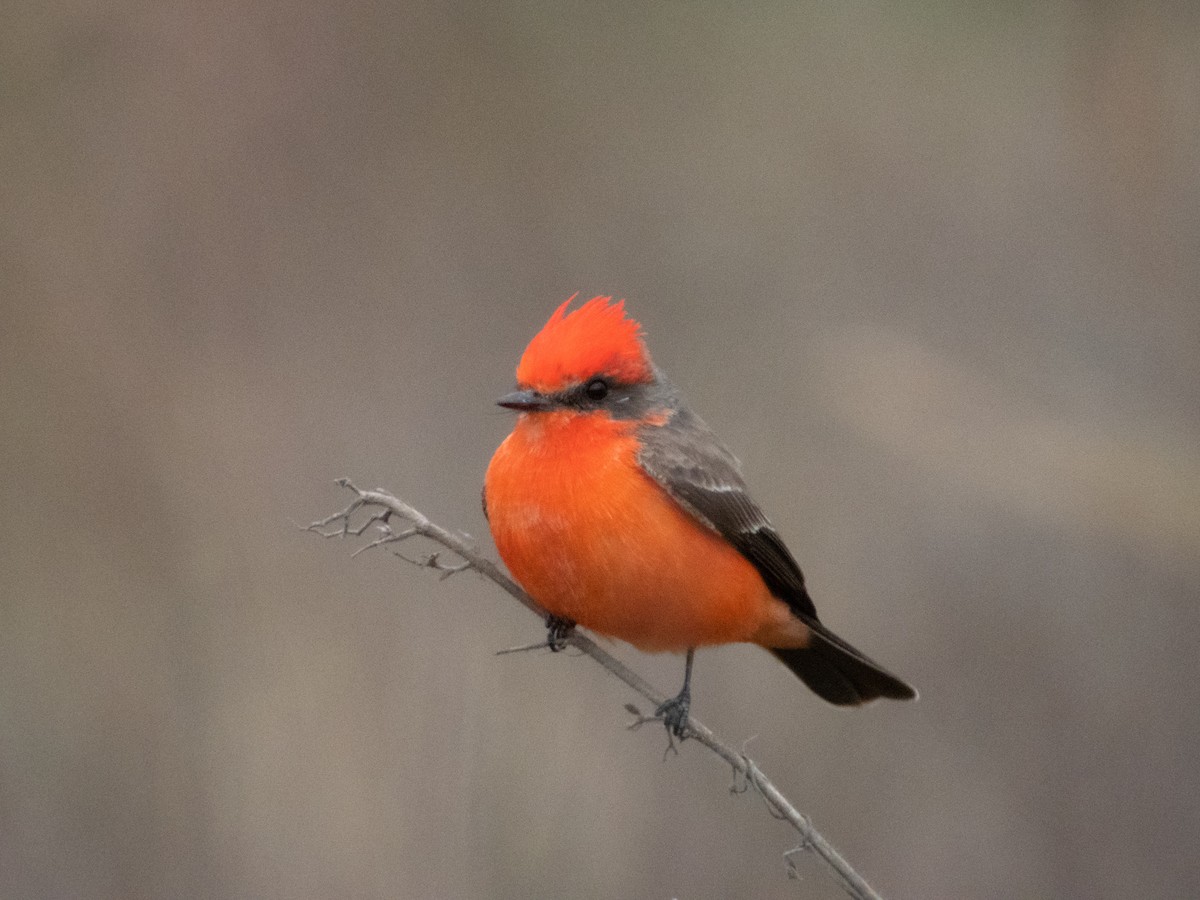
[485,411,789,652]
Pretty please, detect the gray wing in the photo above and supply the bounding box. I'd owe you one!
[636,407,818,622]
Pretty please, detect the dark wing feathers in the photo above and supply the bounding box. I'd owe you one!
[729,527,818,620]
[636,408,819,622]
[637,406,918,704]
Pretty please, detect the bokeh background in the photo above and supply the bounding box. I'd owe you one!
[3,3,1198,898]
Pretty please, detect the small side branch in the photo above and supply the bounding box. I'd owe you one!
[307,479,886,900]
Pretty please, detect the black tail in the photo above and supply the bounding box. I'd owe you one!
[771,621,917,706]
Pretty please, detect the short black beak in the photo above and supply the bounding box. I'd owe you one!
[497,389,551,411]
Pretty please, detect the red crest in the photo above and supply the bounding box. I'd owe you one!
[516,295,652,391]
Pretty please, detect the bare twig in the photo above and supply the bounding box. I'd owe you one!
[307,479,886,900]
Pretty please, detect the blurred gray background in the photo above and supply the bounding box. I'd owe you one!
[3,3,1198,898]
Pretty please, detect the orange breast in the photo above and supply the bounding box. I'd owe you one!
[485,410,790,652]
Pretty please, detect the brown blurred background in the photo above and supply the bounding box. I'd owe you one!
[2,3,1198,898]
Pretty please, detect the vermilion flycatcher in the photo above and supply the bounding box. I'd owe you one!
[484,297,916,736]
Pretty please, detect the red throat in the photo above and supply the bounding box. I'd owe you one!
[516,296,652,392]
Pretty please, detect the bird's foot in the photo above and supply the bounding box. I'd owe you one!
[655,687,692,741]
[545,615,576,652]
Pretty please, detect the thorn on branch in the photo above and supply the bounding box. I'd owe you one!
[729,735,759,794]
[730,764,750,795]
[784,847,803,880]
[496,641,555,656]
[737,758,791,821]
[305,498,367,538]
[393,549,473,579]
[305,481,475,577]
[350,524,416,558]
[496,639,586,657]
[624,702,653,730]
[784,841,816,881]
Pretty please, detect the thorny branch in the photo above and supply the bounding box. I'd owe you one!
[307,479,886,900]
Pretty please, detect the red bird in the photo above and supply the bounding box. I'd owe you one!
[484,297,915,736]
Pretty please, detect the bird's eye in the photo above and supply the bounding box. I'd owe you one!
[584,378,610,401]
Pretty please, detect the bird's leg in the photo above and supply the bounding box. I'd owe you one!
[545,614,576,652]
[655,647,695,740]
